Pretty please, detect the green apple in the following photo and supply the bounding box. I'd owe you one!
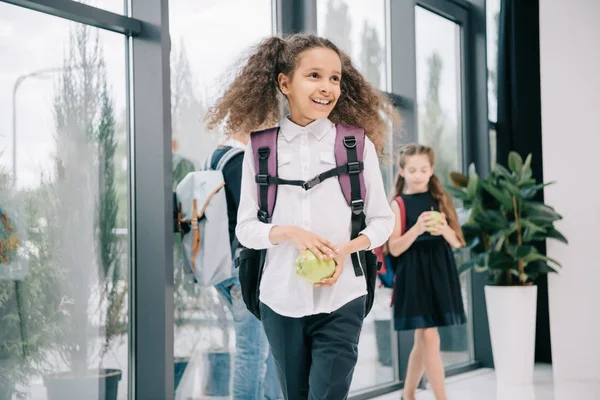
[426,211,443,232]
[295,250,336,284]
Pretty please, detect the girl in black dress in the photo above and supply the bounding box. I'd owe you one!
[387,144,466,400]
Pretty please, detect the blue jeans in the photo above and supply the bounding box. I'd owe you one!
[216,276,282,400]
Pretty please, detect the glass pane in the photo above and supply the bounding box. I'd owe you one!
[415,6,472,368]
[317,0,388,90]
[169,1,273,398]
[0,3,129,400]
[318,1,395,392]
[72,0,126,15]
[487,0,501,122]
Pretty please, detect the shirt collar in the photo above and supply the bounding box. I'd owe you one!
[278,116,333,142]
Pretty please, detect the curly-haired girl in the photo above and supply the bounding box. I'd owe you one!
[206,34,397,399]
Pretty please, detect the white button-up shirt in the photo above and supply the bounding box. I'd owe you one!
[236,117,394,317]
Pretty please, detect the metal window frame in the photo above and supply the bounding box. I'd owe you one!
[129,0,173,398]
[4,0,493,398]
[2,0,173,398]
[3,0,142,35]
[387,0,491,393]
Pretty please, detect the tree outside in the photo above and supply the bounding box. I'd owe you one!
[418,51,459,188]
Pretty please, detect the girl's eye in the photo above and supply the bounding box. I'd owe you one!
[331,76,340,82]
[310,72,319,78]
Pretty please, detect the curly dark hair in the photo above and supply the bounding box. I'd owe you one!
[205,34,400,154]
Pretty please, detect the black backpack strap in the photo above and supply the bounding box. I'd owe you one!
[251,127,280,222]
[344,136,367,277]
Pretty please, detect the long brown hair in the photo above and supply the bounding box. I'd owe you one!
[204,34,400,154]
[393,144,465,246]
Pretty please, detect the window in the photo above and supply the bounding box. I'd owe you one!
[317,0,388,90]
[0,2,129,399]
[487,0,501,168]
[487,0,501,124]
[415,5,472,368]
[72,0,126,15]
[317,0,397,393]
[169,0,274,397]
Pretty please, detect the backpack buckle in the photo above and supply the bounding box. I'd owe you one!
[256,174,269,185]
[258,147,270,159]
[257,209,268,223]
[347,161,362,175]
[351,199,364,213]
[302,176,321,190]
[343,136,357,149]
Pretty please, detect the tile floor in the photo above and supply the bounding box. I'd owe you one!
[372,364,600,400]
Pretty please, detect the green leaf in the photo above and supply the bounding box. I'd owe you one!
[467,172,479,198]
[509,151,524,176]
[521,252,562,268]
[481,181,514,211]
[499,179,522,198]
[474,264,489,273]
[457,252,487,275]
[493,235,506,252]
[521,182,556,199]
[525,261,559,274]
[545,226,568,244]
[522,154,533,180]
[523,202,562,223]
[446,185,468,201]
[465,236,481,250]
[520,219,548,235]
[450,171,469,188]
[458,258,478,275]
[475,210,510,231]
[515,245,536,259]
[468,163,478,178]
[488,251,517,270]
[492,164,513,179]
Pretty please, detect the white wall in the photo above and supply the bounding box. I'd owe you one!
[540,0,600,382]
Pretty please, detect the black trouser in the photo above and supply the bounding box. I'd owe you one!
[260,296,366,400]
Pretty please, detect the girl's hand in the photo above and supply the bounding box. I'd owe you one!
[286,226,337,260]
[414,211,433,235]
[429,212,449,236]
[315,243,349,287]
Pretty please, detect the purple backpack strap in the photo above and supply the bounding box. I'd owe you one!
[250,127,280,221]
[334,124,366,206]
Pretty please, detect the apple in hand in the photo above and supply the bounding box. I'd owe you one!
[295,250,336,284]
[426,211,443,232]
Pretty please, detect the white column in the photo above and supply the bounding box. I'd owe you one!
[540,0,600,382]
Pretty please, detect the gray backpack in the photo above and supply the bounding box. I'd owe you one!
[175,147,244,286]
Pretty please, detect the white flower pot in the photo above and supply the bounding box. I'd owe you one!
[485,285,538,385]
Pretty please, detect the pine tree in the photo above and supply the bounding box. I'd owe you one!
[323,0,353,56]
[419,52,457,186]
[359,21,383,88]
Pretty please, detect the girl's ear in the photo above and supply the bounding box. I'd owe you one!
[278,72,290,95]
[399,167,405,177]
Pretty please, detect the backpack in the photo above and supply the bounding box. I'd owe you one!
[176,146,244,286]
[236,124,382,320]
[374,196,406,289]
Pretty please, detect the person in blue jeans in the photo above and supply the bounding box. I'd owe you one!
[211,135,282,400]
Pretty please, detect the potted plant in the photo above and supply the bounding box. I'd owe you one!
[447,151,567,384]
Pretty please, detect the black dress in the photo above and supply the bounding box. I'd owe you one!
[391,191,466,331]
